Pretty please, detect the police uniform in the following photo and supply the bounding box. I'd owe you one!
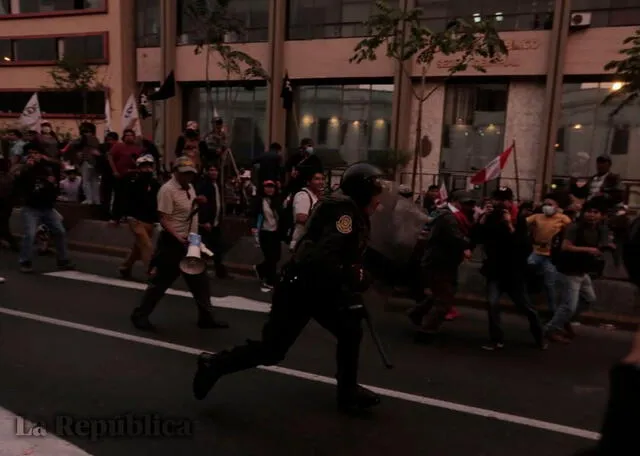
[192,162,384,413]
[130,157,228,331]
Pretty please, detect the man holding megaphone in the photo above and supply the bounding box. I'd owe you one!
[130,156,229,331]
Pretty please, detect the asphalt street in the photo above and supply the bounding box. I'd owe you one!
[0,251,632,456]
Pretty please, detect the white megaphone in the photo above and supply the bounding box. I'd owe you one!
[179,233,214,275]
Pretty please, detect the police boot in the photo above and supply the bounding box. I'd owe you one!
[593,363,640,455]
[337,385,381,415]
[192,352,227,400]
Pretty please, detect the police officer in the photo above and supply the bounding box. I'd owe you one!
[130,156,229,331]
[192,162,384,414]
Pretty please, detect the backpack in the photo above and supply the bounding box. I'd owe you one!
[551,223,605,277]
[623,216,640,286]
[277,189,314,244]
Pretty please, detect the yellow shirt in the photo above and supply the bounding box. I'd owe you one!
[526,212,572,256]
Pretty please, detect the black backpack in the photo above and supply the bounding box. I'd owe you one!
[623,216,640,286]
[277,189,314,244]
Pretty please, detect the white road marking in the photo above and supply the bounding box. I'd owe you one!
[0,306,601,442]
[0,406,92,455]
[44,271,271,314]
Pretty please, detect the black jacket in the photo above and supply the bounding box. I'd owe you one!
[475,214,532,281]
[421,207,472,273]
[126,174,161,223]
[197,178,223,225]
[252,151,283,185]
[15,162,58,209]
[290,192,368,293]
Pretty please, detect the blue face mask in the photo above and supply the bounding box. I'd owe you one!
[305,146,314,155]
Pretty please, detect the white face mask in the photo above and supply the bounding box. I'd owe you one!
[305,146,314,154]
[542,205,556,217]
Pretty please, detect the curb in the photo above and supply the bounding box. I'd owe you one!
[64,240,640,330]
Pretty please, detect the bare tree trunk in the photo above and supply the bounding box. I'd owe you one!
[411,68,428,193]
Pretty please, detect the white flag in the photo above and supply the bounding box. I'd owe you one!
[18,93,42,133]
[121,94,142,136]
[439,181,448,202]
[104,94,112,133]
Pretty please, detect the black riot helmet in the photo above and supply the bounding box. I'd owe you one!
[339,162,384,207]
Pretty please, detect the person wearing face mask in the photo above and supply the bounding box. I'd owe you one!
[409,190,476,343]
[284,138,323,198]
[118,155,161,279]
[526,195,572,313]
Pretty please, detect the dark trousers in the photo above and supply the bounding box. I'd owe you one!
[111,177,129,221]
[256,230,281,285]
[100,175,114,220]
[413,269,457,332]
[201,225,226,273]
[211,276,363,394]
[0,200,17,250]
[132,233,215,323]
[486,278,543,344]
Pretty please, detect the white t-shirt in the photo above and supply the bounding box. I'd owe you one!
[261,198,278,232]
[290,188,319,249]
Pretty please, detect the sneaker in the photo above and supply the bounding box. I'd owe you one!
[260,282,273,293]
[445,307,461,321]
[0,277,5,284]
[19,262,33,273]
[546,330,571,344]
[57,260,75,271]
[337,385,381,415]
[481,342,505,351]
[118,267,132,279]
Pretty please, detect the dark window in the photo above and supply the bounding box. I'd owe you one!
[0,91,105,115]
[555,127,565,152]
[177,0,269,44]
[572,0,640,27]
[0,0,11,14]
[414,0,554,32]
[136,0,161,47]
[611,125,629,155]
[63,35,105,60]
[0,40,12,62]
[18,0,103,13]
[14,38,57,62]
[317,118,329,144]
[288,0,399,40]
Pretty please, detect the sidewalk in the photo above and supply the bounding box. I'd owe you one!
[9,208,640,328]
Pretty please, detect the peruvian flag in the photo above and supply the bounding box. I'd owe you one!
[469,143,514,185]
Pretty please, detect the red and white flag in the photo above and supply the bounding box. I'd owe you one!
[469,143,514,185]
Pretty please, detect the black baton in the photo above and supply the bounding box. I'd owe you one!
[351,304,393,370]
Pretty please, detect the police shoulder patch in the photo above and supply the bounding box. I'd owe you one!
[336,215,353,234]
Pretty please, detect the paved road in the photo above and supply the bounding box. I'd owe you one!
[0,252,630,455]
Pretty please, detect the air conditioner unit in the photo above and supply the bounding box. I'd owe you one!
[570,12,592,28]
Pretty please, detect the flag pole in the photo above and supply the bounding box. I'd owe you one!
[512,139,521,202]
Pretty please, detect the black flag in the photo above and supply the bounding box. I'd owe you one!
[148,71,176,101]
[280,72,293,110]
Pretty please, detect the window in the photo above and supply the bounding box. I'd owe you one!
[572,0,640,27]
[556,82,640,180]
[0,33,106,63]
[17,0,103,13]
[62,35,104,61]
[288,0,399,40]
[136,0,161,47]
[440,83,508,174]
[288,83,393,165]
[14,37,58,62]
[416,0,554,32]
[185,86,268,164]
[177,0,269,45]
[0,0,11,15]
[0,91,106,116]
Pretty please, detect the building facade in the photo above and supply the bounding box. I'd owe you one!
[3,1,640,201]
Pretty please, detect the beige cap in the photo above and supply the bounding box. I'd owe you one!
[173,156,198,174]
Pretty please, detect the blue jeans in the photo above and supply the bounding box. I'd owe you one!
[19,207,69,264]
[527,253,558,312]
[486,279,543,344]
[545,273,596,332]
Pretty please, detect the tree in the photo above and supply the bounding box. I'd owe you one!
[602,28,640,118]
[47,58,104,123]
[350,1,508,192]
[184,0,269,128]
